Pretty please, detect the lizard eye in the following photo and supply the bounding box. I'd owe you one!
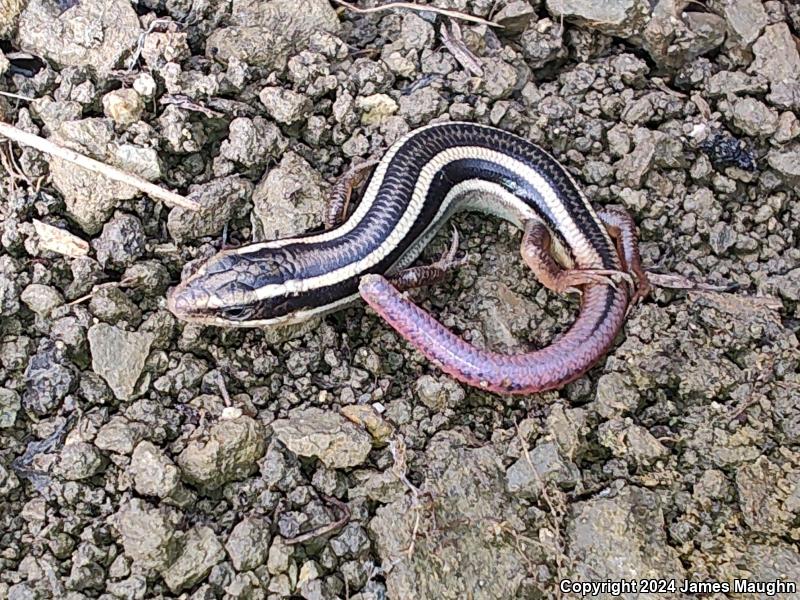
[221,305,254,321]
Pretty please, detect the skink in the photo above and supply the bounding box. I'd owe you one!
[167,122,648,394]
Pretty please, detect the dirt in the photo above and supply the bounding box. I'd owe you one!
[0,0,799,599]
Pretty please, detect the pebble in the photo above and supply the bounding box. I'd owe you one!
[56,442,106,480]
[88,287,142,325]
[568,486,685,584]
[719,0,768,46]
[218,116,286,170]
[371,432,525,598]
[271,407,372,469]
[102,89,144,126]
[0,255,21,317]
[20,284,63,318]
[94,416,148,455]
[129,441,183,499]
[750,23,800,83]
[356,94,399,126]
[545,0,651,38]
[730,97,779,137]
[205,0,339,69]
[115,498,179,571]
[252,152,327,240]
[16,0,141,75]
[259,86,313,124]
[48,119,140,234]
[505,441,580,498]
[0,388,21,428]
[87,323,154,401]
[767,145,800,186]
[22,339,75,416]
[225,517,272,572]
[162,526,225,593]
[92,212,146,270]
[167,175,253,243]
[177,416,266,490]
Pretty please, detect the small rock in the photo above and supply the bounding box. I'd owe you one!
[709,221,736,255]
[398,87,443,127]
[162,526,225,593]
[506,441,580,498]
[736,456,792,534]
[49,119,140,233]
[768,80,800,111]
[23,339,75,416]
[141,31,191,68]
[88,324,154,400]
[206,0,339,69]
[718,0,767,47]
[329,524,370,559]
[0,388,21,428]
[357,94,398,126]
[371,432,526,598]
[545,0,651,38]
[340,405,394,444]
[17,0,141,75]
[177,416,266,490]
[414,375,465,412]
[611,422,668,464]
[57,442,106,480]
[259,87,312,124]
[20,284,63,318]
[705,71,767,97]
[271,407,372,469]
[92,212,146,270]
[129,441,183,499]
[750,23,800,83]
[774,111,800,143]
[168,176,252,243]
[95,416,148,455]
[252,152,327,240]
[616,129,663,187]
[219,116,287,169]
[266,537,292,575]
[494,0,536,35]
[115,498,179,571]
[88,286,142,325]
[225,517,272,572]
[730,97,779,137]
[133,73,157,98]
[520,18,566,70]
[767,145,800,186]
[0,255,21,316]
[568,486,685,584]
[102,89,144,126]
[595,372,640,417]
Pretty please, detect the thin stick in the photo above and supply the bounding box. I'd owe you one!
[0,90,35,101]
[0,121,199,210]
[332,0,503,28]
[284,495,351,545]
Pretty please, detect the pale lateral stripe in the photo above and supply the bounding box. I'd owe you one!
[245,145,600,302]
[234,124,446,254]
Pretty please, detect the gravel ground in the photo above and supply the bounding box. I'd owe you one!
[1,0,799,599]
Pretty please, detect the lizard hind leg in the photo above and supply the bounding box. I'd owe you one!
[596,207,651,303]
[520,220,628,294]
[388,226,468,292]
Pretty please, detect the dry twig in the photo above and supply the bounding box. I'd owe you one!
[284,495,351,545]
[0,121,199,210]
[332,0,503,28]
[440,20,484,76]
